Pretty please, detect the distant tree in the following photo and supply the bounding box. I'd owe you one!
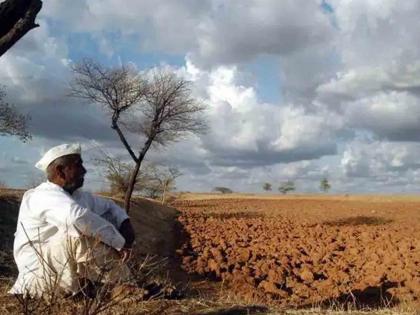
[263,182,272,191]
[278,180,295,194]
[94,154,139,196]
[70,60,207,213]
[142,165,181,203]
[0,0,43,57]
[320,177,331,193]
[0,87,31,141]
[213,187,233,194]
[158,167,181,204]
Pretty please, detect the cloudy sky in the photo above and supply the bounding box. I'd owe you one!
[2,0,420,194]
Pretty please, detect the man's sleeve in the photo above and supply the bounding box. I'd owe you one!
[89,194,130,228]
[73,210,126,250]
[37,192,126,250]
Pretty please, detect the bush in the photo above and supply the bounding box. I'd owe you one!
[278,180,295,194]
[213,187,233,194]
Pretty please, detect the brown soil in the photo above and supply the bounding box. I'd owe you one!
[174,197,420,309]
[2,190,420,313]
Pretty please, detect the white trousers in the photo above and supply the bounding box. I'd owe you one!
[25,231,131,297]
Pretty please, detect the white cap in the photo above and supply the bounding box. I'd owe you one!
[35,143,81,172]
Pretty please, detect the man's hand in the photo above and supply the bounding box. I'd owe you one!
[119,219,135,248]
[119,247,133,263]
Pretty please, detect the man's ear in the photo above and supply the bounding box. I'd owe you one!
[55,164,66,180]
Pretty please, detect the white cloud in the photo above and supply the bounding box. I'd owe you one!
[272,106,342,151]
[179,61,340,166]
[42,0,210,53]
[342,91,420,141]
[330,0,420,66]
[341,139,420,178]
[0,20,70,106]
[190,0,334,67]
[41,0,334,67]
[317,67,389,101]
[4,0,420,193]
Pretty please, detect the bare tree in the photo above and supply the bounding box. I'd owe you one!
[0,87,31,141]
[70,60,206,212]
[160,167,181,204]
[96,151,181,203]
[95,154,137,196]
[143,165,181,203]
[0,0,43,57]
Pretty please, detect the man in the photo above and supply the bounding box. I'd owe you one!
[9,143,135,297]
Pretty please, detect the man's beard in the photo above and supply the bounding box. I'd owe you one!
[64,177,84,193]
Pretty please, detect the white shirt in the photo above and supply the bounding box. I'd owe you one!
[9,181,129,294]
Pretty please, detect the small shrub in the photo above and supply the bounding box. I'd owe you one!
[213,187,233,194]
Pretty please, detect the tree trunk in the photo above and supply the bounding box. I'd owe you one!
[124,137,154,213]
[0,0,42,57]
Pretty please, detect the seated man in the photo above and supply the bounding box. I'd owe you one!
[9,143,135,297]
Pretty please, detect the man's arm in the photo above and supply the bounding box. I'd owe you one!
[73,210,126,250]
[38,191,126,250]
[87,194,136,247]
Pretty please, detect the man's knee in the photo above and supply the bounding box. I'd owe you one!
[46,231,116,263]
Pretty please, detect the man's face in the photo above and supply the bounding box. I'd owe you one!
[62,154,86,192]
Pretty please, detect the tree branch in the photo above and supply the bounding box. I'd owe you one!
[111,119,139,163]
[0,0,43,57]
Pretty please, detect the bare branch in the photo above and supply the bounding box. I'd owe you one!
[0,0,43,57]
[70,59,145,112]
[70,59,146,163]
[130,70,208,145]
[0,87,31,141]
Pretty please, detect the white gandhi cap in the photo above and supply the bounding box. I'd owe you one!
[35,143,81,172]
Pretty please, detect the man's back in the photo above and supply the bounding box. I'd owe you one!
[12,182,80,292]
[10,181,128,295]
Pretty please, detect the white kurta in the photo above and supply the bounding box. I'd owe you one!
[9,181,129,295]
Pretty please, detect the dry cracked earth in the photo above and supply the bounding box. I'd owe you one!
[173,197,420,309]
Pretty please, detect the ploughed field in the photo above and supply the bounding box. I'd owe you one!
[173,197,420,308]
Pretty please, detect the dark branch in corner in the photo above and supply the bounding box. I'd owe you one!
[0,0,43,57]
